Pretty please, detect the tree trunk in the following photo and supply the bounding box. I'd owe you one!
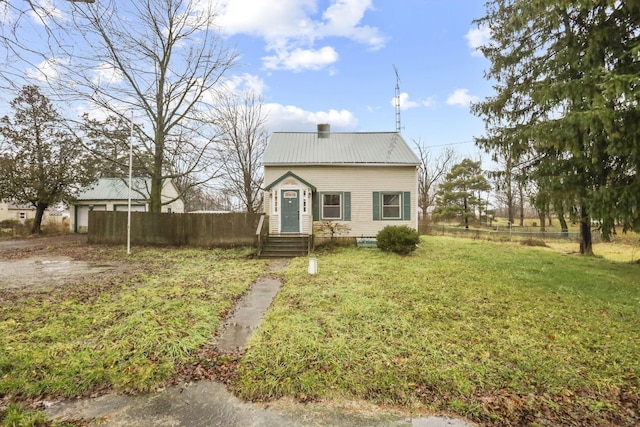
[463,196,469,229]
[518,182,525,226]
[538,210,546,232]
[31,203,48,234]
[579,205,593,255]
[150,127,164,213]
[558,213,569,238]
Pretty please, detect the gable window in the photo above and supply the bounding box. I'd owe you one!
[322,193,341,219]
[382,193,401,219]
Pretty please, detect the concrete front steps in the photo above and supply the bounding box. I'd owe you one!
[259,235,309,258]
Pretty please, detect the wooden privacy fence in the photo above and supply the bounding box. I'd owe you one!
[88,211,262,247]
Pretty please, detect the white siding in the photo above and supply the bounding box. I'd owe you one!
[264,165,418,237]
[161,181,185,213]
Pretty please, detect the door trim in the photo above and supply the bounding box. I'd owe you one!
[280,189,300,233]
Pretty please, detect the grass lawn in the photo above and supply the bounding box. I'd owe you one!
[0,245,266,401]
[234,237,640,425]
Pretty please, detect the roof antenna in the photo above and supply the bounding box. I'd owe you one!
[393,64,402,134]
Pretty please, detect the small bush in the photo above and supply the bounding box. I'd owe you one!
[0,219,29,237]
[376,225,420,255]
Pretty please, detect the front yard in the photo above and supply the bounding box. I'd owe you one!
[0,236,638,426]
[235,237,640,425]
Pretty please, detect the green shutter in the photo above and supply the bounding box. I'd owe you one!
[373,192,380,221]
[343,192,351,221]
[403,191,411,220]
[312,192,319,221]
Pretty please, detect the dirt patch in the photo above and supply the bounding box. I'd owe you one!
[0,234,87,255]
[0,235,128,292]
[0,256,120,291]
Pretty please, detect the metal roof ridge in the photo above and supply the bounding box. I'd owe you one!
[271,131,399,134]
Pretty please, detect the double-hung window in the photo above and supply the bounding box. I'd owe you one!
[373,191,411,221]
[382,193,401,219]
[322,193,342,220]
[312,192,351,221]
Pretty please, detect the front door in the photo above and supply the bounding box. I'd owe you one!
[281,190,300,233]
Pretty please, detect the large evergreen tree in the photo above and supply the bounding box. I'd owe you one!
[473,0,640,255]
[0,86,96,234]
[433,159,491,228]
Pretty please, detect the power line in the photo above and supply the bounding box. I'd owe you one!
[427,140,476,148]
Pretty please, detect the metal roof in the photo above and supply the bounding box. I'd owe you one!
[263,132,420,166]
[75,178,151,201]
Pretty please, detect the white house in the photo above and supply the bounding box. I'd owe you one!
[263,124,419,239]
[70,178,184,233]
[0,200,40,223]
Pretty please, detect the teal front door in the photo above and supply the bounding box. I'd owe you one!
[281,190,300,233]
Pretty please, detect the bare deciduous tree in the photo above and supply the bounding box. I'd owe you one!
[213,91,268,214]
[55,0,237,212]
[414,141,456,223]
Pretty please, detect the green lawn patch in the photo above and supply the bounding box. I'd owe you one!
[234,237,640,425]
[0,246,266,400]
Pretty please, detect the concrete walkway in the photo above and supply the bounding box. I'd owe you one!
[46,259,475,427]
[217,276,282,353]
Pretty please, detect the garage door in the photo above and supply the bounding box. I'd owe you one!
[76,205,106,233]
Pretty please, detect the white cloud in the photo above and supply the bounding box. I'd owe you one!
[263,46,339,72]
[93,62,124,85]
[199,73,267,106]
[26,57,69,82]
[319,0,385,50]
[27,0,65,27]
[465,25,491,57]
[446,89,479,107]
[217,0,316,40]
[390,92,434,110]
[264,103,358,132]
[221,73,267,95]
[217,0,385,71]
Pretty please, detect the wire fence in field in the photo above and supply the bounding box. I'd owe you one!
[421,224,596,243]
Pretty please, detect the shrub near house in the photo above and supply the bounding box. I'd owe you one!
[376,225,420,255]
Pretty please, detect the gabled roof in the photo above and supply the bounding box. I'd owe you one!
[263,132,420,166]
[75,178,151,201]
[264,171,317,191]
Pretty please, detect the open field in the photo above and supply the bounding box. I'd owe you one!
[235,237,640,425]
[1,236,638,426]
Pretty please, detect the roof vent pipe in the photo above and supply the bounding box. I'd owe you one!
[317,123,330,138]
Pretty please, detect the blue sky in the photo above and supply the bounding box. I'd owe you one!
[1,0,493,159]
[214,0,493,157]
